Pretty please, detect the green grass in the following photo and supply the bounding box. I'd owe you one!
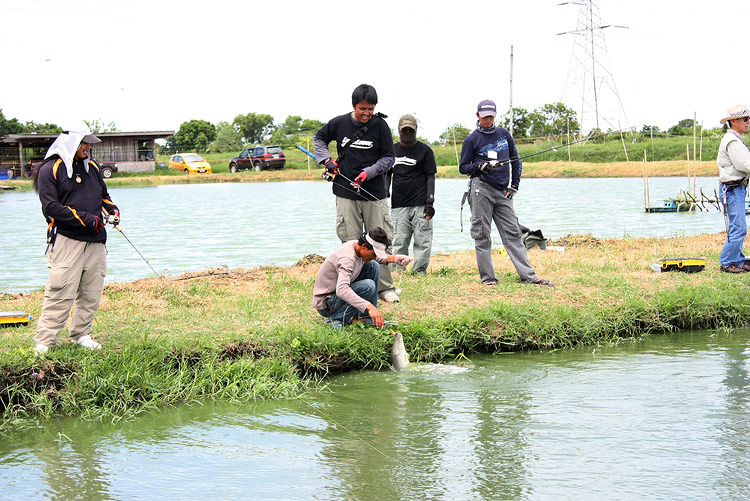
[2,233,748,430]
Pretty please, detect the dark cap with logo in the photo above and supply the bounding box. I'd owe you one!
[477,99,497,117]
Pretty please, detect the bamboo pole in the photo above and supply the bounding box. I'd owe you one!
[452,127,459,167]
[567,118,571,164]
[686,143,691,192]
[693,112,697,196]
[699,121,704,163]
[306,134,311,175]
[643,149,649,211]
[619,125,629,162]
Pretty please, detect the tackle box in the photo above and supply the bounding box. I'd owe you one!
[657,257,705,273]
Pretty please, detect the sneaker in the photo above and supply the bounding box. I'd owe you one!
[72,335,102,350]
[481,280,498,286]
[531,278,555,287]
[394,288,402,295]
[743,261,750,272]
[720,264,745,274]
[381,290,400,303]
[33,343,49,356]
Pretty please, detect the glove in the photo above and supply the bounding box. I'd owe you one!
[393,254,411,266]
[324,158,339,174]
[88,214,104,232]
[478,161,495,174]
[424,204,435,220]
[505,186,518,199]
[354,171,367,184]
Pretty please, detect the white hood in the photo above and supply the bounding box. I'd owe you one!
[44,122,100,178]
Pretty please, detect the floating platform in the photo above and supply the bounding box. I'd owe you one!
[0,311,32,327]
[646,199,750,214]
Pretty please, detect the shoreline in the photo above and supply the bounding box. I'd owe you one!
[2,232,748,430]
[0,160,720,191]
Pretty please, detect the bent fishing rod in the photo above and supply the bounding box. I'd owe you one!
[296,145,457,255]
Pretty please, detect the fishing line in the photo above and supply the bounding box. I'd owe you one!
[102,209,188,310]
[298,399,390,459]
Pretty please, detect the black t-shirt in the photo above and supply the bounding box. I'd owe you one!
[314,113,394,201]
[390,141,437,208]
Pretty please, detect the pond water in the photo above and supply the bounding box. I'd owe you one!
[0,177,732,293]
[1,328,748,499]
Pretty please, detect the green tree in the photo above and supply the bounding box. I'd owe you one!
[84,118,118,133]
[641,124,661,134]
[233,112,274,144]
[299,118,325,133]
[23,121,62,133]
[210,121,243,153]
[174,120,216,152]
[278,115,302,134]
[669,118,697,136]
[497,107,532,137]
[439,124,471,145]
[0,108,23,136]
[194,132,209,153]
[529,102,580,138]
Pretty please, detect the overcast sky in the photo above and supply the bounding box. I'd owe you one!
[1,0,748,142]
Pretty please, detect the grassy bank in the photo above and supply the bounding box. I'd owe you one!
[1,159,719,192]
[1,233,748,430]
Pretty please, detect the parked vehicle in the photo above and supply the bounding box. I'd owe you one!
[168,153,212,174]
[229,145,286,173]
[99,162,118,179]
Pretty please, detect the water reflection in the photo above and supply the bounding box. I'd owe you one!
[1,329,749,499]
[718,341,750,499]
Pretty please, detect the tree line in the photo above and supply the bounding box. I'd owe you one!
[0,105,730,155]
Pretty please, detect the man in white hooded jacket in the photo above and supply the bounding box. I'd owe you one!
[32,124,120,354]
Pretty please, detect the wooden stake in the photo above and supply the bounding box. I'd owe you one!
[452,127,459,167]
[693,112,697,196]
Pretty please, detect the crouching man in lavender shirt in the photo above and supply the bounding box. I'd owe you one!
[313,227,410,329]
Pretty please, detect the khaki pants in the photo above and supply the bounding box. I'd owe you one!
[335,197,395,294]
[34,234,107,347]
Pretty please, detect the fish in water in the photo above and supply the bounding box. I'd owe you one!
[390,330,409,370]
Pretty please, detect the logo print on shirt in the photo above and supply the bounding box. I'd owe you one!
[393,156,417,168]
[341,137,373,150]
[478,139,509,159]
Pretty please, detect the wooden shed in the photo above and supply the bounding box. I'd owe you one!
[0,131,174,177]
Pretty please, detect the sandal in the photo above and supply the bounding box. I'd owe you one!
[531,278,554,287]
[481,280,498,286]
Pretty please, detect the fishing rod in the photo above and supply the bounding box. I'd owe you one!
[102,208,188,309]
[296,145,458,255]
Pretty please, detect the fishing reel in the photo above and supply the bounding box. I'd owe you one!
[321,170,336,182]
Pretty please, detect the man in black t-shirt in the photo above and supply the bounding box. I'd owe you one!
[313,84,401,302]
[388,114,436,274]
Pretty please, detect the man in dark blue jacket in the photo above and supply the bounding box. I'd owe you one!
[32,124,120,355]
[460,99,553,286]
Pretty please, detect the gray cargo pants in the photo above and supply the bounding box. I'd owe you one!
[34,234,107,347]
[335,197,395,295]
[468,177,538,283]
[391,205,433,274]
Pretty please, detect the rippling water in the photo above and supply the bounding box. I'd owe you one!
[0,177,730,293]
[1,329,748,499]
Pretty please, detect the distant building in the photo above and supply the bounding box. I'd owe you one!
[0,131,174,177]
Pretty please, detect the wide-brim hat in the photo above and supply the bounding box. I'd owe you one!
[720,104,750,124]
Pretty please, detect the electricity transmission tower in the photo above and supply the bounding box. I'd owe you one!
[557,0,628,134]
